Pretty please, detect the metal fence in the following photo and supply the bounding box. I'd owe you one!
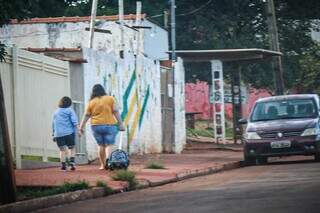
[0,47,70,168]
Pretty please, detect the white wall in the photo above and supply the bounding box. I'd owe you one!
[143,20,169,60]
[82,48,162,159]
[0,47,70,168]
[311,20,320,42]
[174,58,187,153]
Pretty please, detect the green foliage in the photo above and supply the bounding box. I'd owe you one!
[145,161,165,170]
[187,128,214,138]
[96,180,113,195]
[295,45,320,93]
[17,180,89,200]
[112,170,137,190]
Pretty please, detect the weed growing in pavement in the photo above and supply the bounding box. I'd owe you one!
[17,180,89,200]
[60,180,89,192]
[112,170,138,190]
[145,161,165,169]
[96,180,113,195]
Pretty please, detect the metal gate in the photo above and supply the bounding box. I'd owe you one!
[160,66,174,153]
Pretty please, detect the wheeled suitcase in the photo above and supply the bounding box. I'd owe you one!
[107,132,130,170]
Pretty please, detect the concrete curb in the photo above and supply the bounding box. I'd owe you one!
[137,161,241,188]
[1,161,241,213]
[184,147,243,152]
[0,187,108,213]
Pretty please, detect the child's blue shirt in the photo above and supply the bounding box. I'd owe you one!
[52,107,78,137]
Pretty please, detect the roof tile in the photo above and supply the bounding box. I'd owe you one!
[10,14,146,25]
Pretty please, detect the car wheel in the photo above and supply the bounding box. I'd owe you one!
[315,153,320,162]
[244,154,256,166]
[257,157,268,165]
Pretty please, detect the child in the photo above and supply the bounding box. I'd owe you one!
[52,96,78,171]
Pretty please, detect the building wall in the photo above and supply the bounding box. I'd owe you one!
[185,81,271,120]
[174,59,187,153]
[143,20,169,60]
[82,48,163,159]
[311,20,320,42]
[0,19,168,60]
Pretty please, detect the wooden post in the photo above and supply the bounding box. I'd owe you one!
[231,65,243,144]
[119,0,124,58]
[0,71,17,204]
[265,0,284,95]
[88,0,98,48]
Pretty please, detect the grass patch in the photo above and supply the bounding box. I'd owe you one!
[145,161,165,169]
[17,180,89,200]
[187,125,234,140]
[47,157,60,162]
[96,180,113,195]
[187,128,214,138]
[21,155,43,161]
[112,170,137,190]
[225,128,234,139]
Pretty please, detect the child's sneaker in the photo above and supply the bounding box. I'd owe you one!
[61,162,67,171]
[70,157,76,171]
[70,164,76,171]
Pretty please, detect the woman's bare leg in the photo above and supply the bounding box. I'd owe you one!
[68,147,76,170]
[105,145,113,160]
[98,145,106,170]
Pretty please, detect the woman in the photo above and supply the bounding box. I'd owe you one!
[79,84,125,170]
[52,96,78,171]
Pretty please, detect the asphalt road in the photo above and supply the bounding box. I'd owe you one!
[39,157,320,213]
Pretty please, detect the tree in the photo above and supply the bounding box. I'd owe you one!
[294,45,320,93]
[1,0,319,91]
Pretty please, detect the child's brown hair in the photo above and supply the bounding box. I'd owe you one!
[59,96,72,108]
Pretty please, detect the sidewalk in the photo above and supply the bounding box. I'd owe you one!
[15,150,243,191]
[186,136,244,152]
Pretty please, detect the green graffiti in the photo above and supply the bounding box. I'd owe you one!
[121,71,136,120]
[139,85,150,128]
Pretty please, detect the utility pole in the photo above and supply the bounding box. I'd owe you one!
[135,1,142,56]
[170,0,176,151]
[88,0,98,48]
[0,74,16,204]
[119,0,124,58]
[171,0,176,62]
[164,10,169,30]
[265,0,285,95]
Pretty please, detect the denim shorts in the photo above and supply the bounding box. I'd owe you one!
[55,133,75,149]
[91,125,118,145]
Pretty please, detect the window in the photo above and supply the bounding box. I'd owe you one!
[251,98,317,122]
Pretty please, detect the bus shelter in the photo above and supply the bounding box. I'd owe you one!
[175,49,282,143]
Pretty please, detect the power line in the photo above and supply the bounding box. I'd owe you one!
[177,0,213,17]
[149,0,213,18]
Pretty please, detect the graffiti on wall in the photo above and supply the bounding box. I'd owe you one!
[120,70,150,145]
[185,81,272,120]
[83,48,163,156]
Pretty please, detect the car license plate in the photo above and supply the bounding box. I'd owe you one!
[271,140,291,149]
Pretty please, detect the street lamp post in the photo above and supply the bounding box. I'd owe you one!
[170,0,176,151]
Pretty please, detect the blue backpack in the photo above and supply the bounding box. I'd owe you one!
[107,133,130,170]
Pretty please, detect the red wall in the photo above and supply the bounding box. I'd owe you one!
[185,81,271,120]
